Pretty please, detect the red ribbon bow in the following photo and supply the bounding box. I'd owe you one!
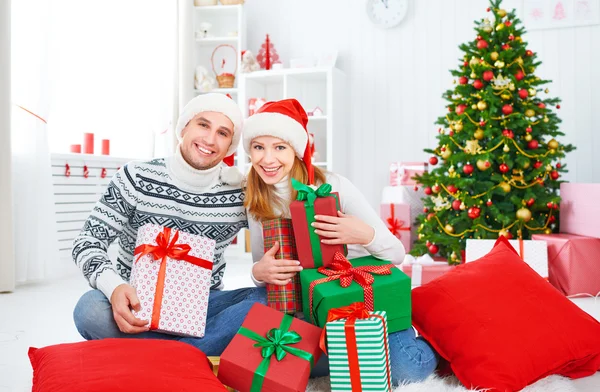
[319,302,392,392]
[308,252,394,323]
[133,227,212,330]
[386,204,410,238]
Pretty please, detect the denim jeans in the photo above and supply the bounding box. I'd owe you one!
[73,287,267,356]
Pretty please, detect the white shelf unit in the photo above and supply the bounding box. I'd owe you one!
[237,67,348,178]
[190,4,245,99]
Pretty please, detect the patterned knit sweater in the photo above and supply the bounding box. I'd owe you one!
[72,147,247,301]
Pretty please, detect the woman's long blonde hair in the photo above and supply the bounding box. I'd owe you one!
[244,157,327,222]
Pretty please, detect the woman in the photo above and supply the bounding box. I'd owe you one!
[242,98,438,384]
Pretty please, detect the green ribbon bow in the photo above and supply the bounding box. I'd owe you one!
[237,314,314,392]
[292,178,332,207]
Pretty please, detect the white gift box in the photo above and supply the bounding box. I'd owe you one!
[130,223,215,338]
[465,239,548,278]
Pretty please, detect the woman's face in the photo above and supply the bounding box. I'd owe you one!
[249,136,296,185]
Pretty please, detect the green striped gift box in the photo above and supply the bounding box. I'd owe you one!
[325,311,392,392]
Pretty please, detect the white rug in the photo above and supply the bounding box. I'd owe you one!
[306,374,576,392]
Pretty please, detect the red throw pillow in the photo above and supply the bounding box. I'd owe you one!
[412,236,600,392]
[29,338,227,392]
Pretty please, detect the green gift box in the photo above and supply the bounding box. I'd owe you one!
[300,255,411,333]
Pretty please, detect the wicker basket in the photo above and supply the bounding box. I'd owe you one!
[220,0,244,5]
[216,73,235,88]
[195,0,218,6]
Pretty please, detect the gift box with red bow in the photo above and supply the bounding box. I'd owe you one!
[322,303,393,392]
[130,223,215,338]
[218,303,322,392]
[290,179,347,269]
[299,253,411,333]
[389,161,428,187]
[380,203,411,251]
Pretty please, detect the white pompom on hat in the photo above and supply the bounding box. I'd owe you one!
[175,93,243,157]
[242,98,315,184]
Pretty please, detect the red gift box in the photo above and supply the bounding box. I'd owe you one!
[532,233,600,296]
[380,203,411,251]
[560,183,600,238]
[290,180,347,269]
[218,303,322,392]
[263,218,302,314]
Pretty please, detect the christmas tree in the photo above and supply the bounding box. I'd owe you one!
[256,34,280,70]
[410,0,575,264]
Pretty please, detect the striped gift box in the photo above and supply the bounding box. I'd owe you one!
[326,311,392,392]
[263,218,302,314]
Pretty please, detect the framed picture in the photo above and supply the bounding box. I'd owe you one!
[522,0,600,30]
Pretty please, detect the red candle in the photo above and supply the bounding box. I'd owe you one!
[70,144,82,153]
[101,139,110,155]
[83,133,94,154]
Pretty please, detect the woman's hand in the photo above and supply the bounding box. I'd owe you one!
[252,241,303,285]
[312,211,375,246]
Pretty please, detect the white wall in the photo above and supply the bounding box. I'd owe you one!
[245,0,600,207]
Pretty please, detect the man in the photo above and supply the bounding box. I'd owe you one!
[72,93,265,355]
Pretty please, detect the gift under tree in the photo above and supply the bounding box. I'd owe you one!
[411,0,575,264]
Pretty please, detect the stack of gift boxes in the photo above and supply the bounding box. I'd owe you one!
[130,179,414,391]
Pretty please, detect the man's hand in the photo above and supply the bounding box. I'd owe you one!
[110,284,149,334]
[252,241,303,285]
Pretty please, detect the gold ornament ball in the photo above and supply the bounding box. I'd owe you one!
[545,89,550,94]
[490,52,499,61]
[471,104,478,110]
[494,61,505,68]
[516,57,524,65]
[470,57,479,66]
[543,116,550,123]
[545,164,553,172]
[503,144,510,153]
[509,84,516,91]
[499,182,511,193]
[497,9,507,17]
[470,72,477,79]
[474,128,485,140]
[455,122,464,132]
[459,202,466,211]
[450,251,458,261]
[445,224,455,234]
[548,139,559,149]
[476,159,490,171]
[441,149,452,159]
[516,207,533,222]
[544,228,552,234]
[528,88,537,97]
[501,93,511,100]
[477,101,488,111]
[496,23,505,31]
[499,229,510,238]
[522,160,530,169]
[516,36,523,42]
[549,149,556,154]
[525,109,536,117]
[525,134,533,142]
[418,233,424,240]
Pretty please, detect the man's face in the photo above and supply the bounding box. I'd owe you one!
[180,111,234,170]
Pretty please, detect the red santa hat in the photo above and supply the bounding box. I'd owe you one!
[243,99,315,184]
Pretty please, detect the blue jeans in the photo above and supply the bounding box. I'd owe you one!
[73,287,267,356]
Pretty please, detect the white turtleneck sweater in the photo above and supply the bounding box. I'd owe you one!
[72,146,247,301]
[248,173,406,286]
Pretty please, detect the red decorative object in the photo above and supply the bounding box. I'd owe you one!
[479,120,486,127]
[518,89,529,99]
[100,168,107,179]
[424,187,432,195]
[83,133,94,154]
[515,70,525,81]
[432,185,441,193]
[70,144,81,153]
[483,71,494,82]
[452,200,462,210]
[502,104,513,115]
[256,34,280,70]
[499,163,510,174]
[427,213,436,221]
[487,200,493,206]
[459,76,468,85]
[463,61,469,67]
[429,156,439,165]
[528,140,539,149]
[65,164,71,177]
[456,104,467,115]
[423,207,429,213]
[101,139,110,155]
[502,43,511,50]
[526,50,533,56]
[502,129,514,138]
[527,198,535,207]
[468,207,481,219]
[526,127,533,133]
[508,35,515,41]
[551,171,560,180]
[477,40,488,49]
[473,80,484,90]
[463,164,474,175]
[447,185,458,194]
[547,202,556,209]
[83,165,89,179]
[556,163,562,168]
[557,104,561,109]
[428,244,439,254]
[505,20,512,26]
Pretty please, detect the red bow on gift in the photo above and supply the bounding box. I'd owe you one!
[319,302,392,392]
[133,227,212,330]
[308,252,394,323]
[387,204,410,238]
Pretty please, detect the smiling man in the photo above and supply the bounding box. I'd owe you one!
[72,93,266,355]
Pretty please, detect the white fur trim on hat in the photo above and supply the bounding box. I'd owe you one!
[242,112,308,158]
[175,93,243,156]
[220,164,244,186]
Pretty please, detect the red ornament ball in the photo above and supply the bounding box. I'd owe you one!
[483,70,494,82]
[528,140,539,149]
[477,35,482,40]
[449,130,455,136]
[427,212,436,221]
[508,35,515,41]
[502,44,511,50]
[432,185,441,193]
[429,156,439,165]
[549,215,556,223]
[526,127,533,133]
[526,50,533,56]
[499,163,510,173]
[428,244,439,255]
[423,208,429,214]
[502,129,514,138]
[479,120,486,127]
[547,202,555,209]
[456,104,467,115]
[463,61,469,67]
[477,40,489,49]
[468,207,481,219]
[459,76,468,85]
[557,104,561,109]
[518,89,529,99]
[487,7,491,11]
[486,200,493,206]
[447,185,458,194]
[463,164,474,175]
[533,161,542,169]
[515,70,525,81]
[424,187,432,195]
[556,162,562,168]
[538,103,546,109]
[452,200,462,210]
[527,198,535,207]
[550,171,560,180]
[505,21,512,27]
[426,240,431,247]
[502,104,513,115]
[473,79,484,90]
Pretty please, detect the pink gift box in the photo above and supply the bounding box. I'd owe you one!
[130,223,215,338]
[400,262,455,288]
[380,203,411,251]
[560,183,600,238]
[389,161,428,186]
[532,233,600,296]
